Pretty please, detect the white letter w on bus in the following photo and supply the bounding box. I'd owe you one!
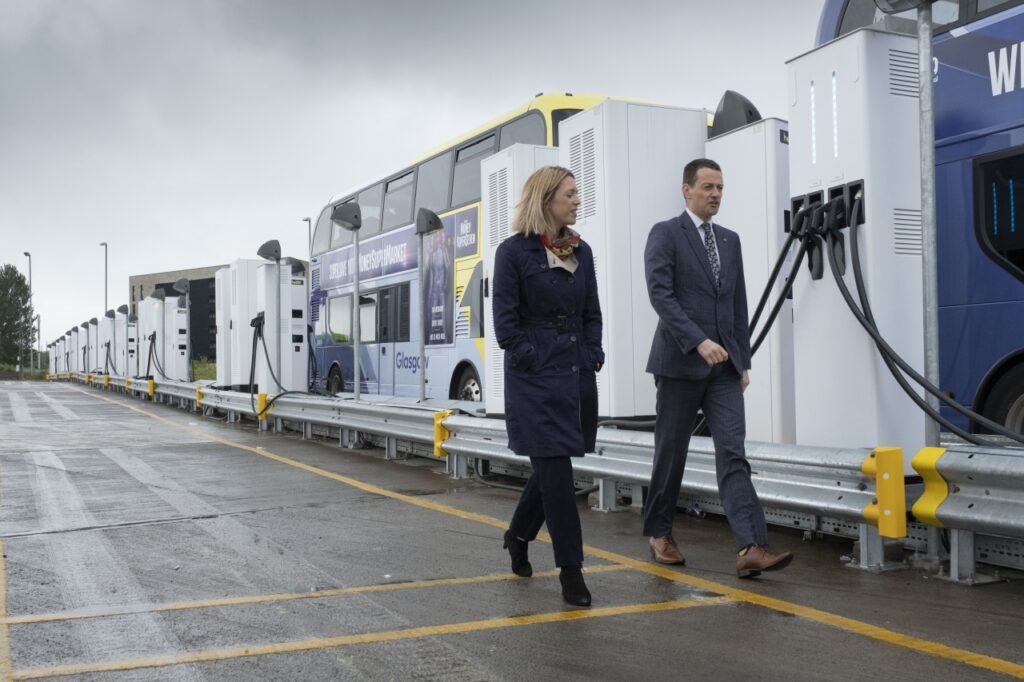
[987,42,1021,96]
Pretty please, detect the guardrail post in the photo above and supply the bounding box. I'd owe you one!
[103,374,110,389]
[147,379,155,400]
[385,436,398,460]
[591,478,622,513]
[855,447,907,571]
[196,386,204,413]
[447,453,469,479]
[257,393,269,430]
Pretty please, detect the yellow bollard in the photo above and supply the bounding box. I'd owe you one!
[147,379,155,399]
[861,447,907,538]
[103,374,110,389]
[433,410,454,458]
[256,393,269,421]
[196,386,204,409]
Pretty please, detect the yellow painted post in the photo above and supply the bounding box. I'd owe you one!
[147,379,155,399]
[103,374,110,389]
[196,386,204,409]
[861,447,907,538]
[433,410,454,458]
[911,447,948,528]
[256,393,269,421]
[124,377,130,390]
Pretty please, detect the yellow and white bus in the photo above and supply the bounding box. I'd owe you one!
[309,93,605,399]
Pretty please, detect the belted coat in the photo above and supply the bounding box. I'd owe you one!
[492,233,604,458]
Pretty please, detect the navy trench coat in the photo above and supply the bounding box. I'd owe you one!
[492,233,604,458]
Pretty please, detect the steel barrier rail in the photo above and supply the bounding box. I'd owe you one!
[913,445,1024,584]
[440,415,905,570]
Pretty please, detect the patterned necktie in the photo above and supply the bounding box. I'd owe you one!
[701,222,721,288]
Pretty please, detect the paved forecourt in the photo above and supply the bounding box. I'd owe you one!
[0,381,1022,681]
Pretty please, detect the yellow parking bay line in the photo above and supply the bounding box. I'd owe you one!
[4,565,629,626]
[12,597,732,680]
[0,540,12,681]
[71,388,1024,679]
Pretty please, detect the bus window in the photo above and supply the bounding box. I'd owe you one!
[397,282,410,342]
[378,287,393,342]
[837,0,960,38]
[499,112,545,150]
[328,294,352,343]
[451,134,496,207]
[382,172,415,231]
[551,108,583,146]
[977,0,1017,12]
[359,184,384,237]
[977,149,1024,280]
[312,206,332,256]
[359,292,378,343]
[331,198,355,249]
[414,152,452,215]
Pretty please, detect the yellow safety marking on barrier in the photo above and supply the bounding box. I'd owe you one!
[146,379,155,399]
[103,374,110,388]
[0,541,12,681]
[10,597,732,680]
[433,409,453,458]
[4,565,629,626]
[256,393,268,421]
[70,388,1024,680]
[196,385,204,408]
[861,446,906,538]
[911,447,948,528]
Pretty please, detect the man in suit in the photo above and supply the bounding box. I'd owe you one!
[642,158,793,578]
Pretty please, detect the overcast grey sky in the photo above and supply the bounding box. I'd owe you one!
[0,0,824,347]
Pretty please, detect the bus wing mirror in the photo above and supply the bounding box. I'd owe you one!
[332,203,362,231]
[416,208,442,235]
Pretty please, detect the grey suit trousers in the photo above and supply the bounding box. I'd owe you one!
[642,365,768,550]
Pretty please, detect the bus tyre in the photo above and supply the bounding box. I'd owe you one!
[456,367,481,402]
[327,367,343,396]
[981,364,1024,435]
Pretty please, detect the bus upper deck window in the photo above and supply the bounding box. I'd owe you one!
[330,199,355,249]
[976,149,1024,281]
[451,134,496,207]
[415,152,452,215]
[358,184,384,237]
[312,206,333,255]
[499,112,545,150]
[382,171,415,231]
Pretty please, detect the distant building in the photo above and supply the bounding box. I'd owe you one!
[129,265,225,362]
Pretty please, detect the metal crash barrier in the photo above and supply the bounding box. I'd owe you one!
[913,446,1024,584]
[59,371,1024,579]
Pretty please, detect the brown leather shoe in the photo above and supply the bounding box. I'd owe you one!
[736,546,793,578]
[649,536,686,565]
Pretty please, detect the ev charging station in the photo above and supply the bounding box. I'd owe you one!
[215,259,263,390]
[707,117,796,444]
[137,292,166,379]
[787,28,925,463]
[480,143,560,415]
[99,310,116,375]
[86,318,99,373]
[254,258,308,394]
[68,328,79,374]
[113,305,135,378]
[162,295,190,382]
[558,99,708,419]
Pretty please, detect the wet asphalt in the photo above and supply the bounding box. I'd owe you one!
[0,380,1022,681]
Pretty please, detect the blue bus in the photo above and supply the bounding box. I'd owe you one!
[819,0,1024,433]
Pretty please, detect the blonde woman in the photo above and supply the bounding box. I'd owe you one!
[492,166,604,607]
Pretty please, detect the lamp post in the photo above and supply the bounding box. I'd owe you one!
[100,242,108,312]
[330,203,362,399]
[23,251,32,370]
[302,217,312,254]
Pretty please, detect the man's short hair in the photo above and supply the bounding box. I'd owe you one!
[683,158,722,187]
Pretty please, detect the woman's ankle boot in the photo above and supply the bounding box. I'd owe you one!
[503,530,532,577]
[559,565,591,607]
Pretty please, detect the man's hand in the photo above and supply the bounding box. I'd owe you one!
[696,339,729,367]
[741,370,750,393]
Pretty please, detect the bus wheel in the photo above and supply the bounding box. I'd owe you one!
[456,366,482,402]
[981,364,1024,434]
[327,367,343,396]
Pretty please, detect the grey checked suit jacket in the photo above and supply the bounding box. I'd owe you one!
[644,211,752,380]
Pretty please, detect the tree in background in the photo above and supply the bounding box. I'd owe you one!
[0,264,35,366]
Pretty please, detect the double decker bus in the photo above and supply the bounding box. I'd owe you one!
[818,0,1024,433]
[308,93,604,400]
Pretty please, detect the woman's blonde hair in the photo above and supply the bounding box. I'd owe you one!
[510,166,575,236]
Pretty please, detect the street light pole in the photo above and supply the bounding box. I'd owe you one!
[23,251,32,370]
[100,242,108,312]
[303,217,312,254]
